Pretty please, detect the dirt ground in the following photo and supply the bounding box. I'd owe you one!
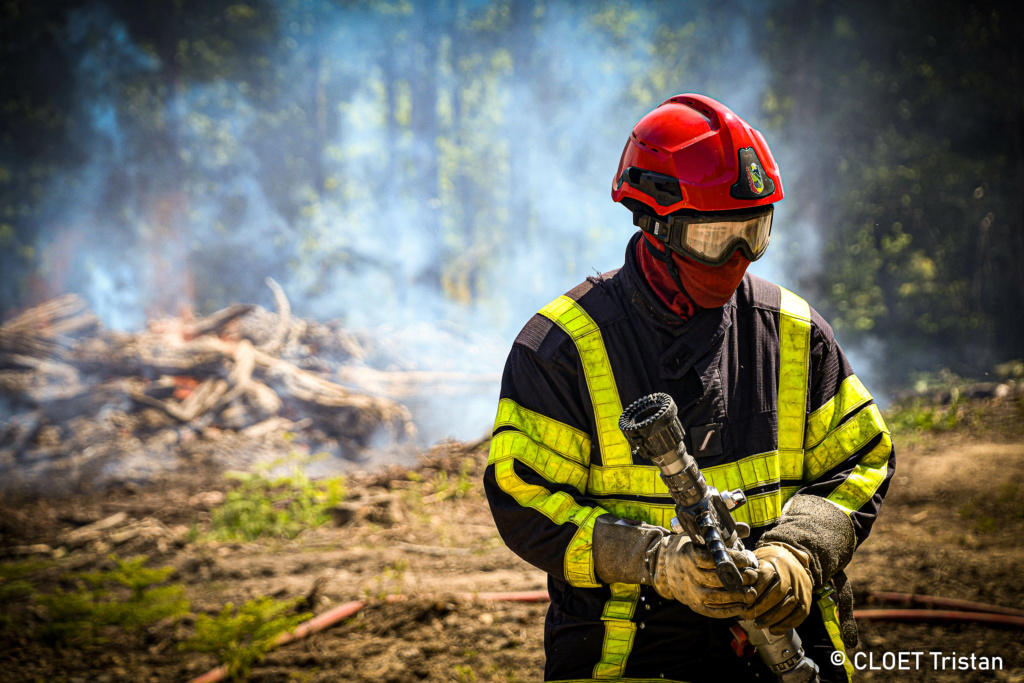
[2,396,1024,682]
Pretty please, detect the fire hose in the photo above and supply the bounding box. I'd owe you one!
[187,589,1024,683]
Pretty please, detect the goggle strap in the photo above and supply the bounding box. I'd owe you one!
[640,230,690,300]
[634,213,678,246]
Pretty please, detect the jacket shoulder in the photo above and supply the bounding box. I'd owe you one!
[512,271,623,356]
[738,273,837,345]
[739,272,782,312]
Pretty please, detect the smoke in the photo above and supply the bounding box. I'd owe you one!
[18,1,823,448]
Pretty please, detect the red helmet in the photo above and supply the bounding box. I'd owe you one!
[612,94,784,267]
[612,94,783,213]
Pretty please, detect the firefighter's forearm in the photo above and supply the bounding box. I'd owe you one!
[757,494,856,589]
[592,514,667,585]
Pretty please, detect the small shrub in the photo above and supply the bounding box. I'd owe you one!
[33,554,189,648]
[207,457,346,542]
[181,596,310,680]
[454,664,477,682]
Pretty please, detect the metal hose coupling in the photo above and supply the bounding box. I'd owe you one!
[620,393,819,683]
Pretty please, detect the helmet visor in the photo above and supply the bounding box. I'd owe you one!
[679,206,773,266]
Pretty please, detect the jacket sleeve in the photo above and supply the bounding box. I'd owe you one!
[483,326,609,589]
[760,314,895,589]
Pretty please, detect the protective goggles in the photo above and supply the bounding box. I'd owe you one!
[634,205,773,267]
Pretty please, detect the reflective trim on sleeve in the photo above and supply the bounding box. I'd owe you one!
[592,583,640,680]
[804,375,873,450]
[804,404,887,482]
[780,485,801,508]
[826,430,892,516]
[489,430,589,494]
[494,398,592,466]
[539,296,633,466]
[491,458,603,588]
[815,586,854,682]
[597,499,676,529]
[566,508,605,588]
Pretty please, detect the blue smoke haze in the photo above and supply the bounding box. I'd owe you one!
[25,1,827,443]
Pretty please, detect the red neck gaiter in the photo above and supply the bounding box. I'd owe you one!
[637,234,751,318]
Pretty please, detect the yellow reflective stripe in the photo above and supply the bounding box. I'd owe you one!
[566,508,605,587]
[491,458,602,588]
[539,296,632,466]
[494,398,591,466]
[780,485,800,508]
[777,288,809,493]
[826,430,892,515]
[805,375,873,450]
[599,501,673,529]
[598,499,675,529]
[589,450,802,497]
[816,587,854,681]
[730,491,782,528]
[805,404,886,482]
[704,451,780,490]
[588,464,666,496]
[489,430,589,494]
[593,583,640,680]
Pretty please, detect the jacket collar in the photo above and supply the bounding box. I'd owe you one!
[621,232,735,381]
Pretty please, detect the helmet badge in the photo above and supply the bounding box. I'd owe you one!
[730,147,776,200]
[746,163,764,194]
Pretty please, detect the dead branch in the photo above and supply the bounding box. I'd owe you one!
[185,304,254,339]
[259,277,291,356]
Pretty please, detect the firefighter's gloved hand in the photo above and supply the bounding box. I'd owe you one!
[591,515,756,618]
[741,542,814,634]
[651,534,758,618]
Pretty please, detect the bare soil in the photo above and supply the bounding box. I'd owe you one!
[2,397,1024,683]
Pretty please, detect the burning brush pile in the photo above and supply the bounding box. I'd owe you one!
[0,280,500,497]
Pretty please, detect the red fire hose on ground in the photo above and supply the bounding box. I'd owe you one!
[187,589,1024,683]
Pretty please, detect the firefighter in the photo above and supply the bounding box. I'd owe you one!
[483,94,893,682]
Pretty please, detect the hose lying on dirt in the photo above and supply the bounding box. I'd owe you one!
[189,600,366,683]
[853,609,1024,627]
[864,590,1024,617]
[187,590,1024,683]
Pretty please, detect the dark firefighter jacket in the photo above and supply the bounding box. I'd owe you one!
[483,233,895,683]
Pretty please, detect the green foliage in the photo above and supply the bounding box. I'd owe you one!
[431,458,477,501]
[33,554,188,648]
[762,0,1024,383]
[180,596,310,681]
[0,559,53,583]
[884,396,964,436]
[453,663,477,682]
[207,457,346,542]
[0,579,33,602]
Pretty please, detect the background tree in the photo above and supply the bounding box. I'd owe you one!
[2,0,1020,394]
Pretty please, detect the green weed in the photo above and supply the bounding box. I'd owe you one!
[0,559,53,582]
[181,596,310,681]
[207,456,346,542]
[34,554,188,648]
[453,663,477,682]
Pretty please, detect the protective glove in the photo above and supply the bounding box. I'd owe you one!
[650,533,759,618]
[592,514,758,619]
[740,542,814,634]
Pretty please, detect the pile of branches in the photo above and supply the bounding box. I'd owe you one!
[0,281,416,495]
